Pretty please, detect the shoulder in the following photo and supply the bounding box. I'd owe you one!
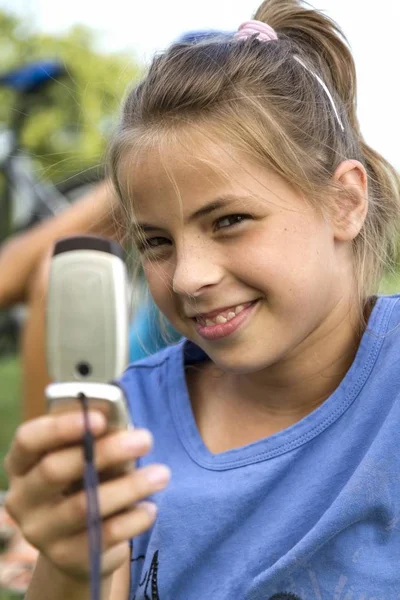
[370,294,400,366]
[369,294,400,343]
[358,294,400,392]
[384,293,400,324]
[120,339,184,386]
[117,340,186,428]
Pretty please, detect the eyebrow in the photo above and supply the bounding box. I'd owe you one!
[134,195,245,233]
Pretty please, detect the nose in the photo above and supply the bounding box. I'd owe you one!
[172,242,224,297]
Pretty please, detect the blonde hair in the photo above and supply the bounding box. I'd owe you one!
[109,0,400,304]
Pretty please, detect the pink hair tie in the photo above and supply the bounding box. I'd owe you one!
[234,20,278,43]
[233,19,344,131]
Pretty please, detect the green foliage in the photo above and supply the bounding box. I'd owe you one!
[0,356,20,490]
[0,10,141,182]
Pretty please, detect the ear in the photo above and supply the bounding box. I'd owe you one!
[331,159,368,241]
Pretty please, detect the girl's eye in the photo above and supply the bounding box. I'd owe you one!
[137,237,171,252]
[214,214,251,230]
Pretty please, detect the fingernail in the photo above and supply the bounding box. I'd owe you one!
[87,412,106,430]
[121,430,153,450]
[146,465,171,485]
[140,501,158,518]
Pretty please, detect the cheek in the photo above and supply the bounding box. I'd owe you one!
[240,218,333,288]
[143,262,175,313]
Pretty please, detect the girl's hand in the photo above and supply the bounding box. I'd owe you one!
[4,411,170,582]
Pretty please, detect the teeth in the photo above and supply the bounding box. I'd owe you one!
[215,315,227,324]
[199,303,250,327]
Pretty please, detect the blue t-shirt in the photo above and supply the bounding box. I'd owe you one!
[119,294,400,600]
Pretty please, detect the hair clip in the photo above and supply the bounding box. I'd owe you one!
[234,20,278,43]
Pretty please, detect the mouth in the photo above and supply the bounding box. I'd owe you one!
[192,301,254,325]
[191,300,260,341]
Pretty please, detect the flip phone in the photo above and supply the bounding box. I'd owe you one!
[45,235,131,431]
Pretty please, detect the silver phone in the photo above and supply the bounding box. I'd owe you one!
[45,235,131,430]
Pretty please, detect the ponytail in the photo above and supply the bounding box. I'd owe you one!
[254,0,400,288]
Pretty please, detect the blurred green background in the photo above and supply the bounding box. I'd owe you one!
[0,9,140,182]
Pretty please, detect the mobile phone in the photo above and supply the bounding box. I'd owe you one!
[46,382,130,431]
[45,235,131,430]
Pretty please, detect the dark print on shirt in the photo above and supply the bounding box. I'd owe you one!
[132,551,304,600]
[132,550,160,600]
[268,595,303,600]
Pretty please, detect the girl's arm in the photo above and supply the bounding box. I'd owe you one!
[0,179,123,308]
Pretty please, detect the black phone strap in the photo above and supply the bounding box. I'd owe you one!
[79,392,102,600]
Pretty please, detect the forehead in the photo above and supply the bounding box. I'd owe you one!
[122,131,241,197]
[118,128,302,220]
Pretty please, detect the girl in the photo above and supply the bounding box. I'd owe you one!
[4,1,400,598]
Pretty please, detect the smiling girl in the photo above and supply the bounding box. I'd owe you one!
[5,1,400,598]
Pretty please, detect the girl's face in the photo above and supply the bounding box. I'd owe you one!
[123,132,356,375]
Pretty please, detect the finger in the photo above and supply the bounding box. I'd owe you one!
[49,464,171,536]
[102,501,158,548]
[16,429,153,504]
[11,464,169,554]
[47,503,157,575]
[5,411,107,477]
